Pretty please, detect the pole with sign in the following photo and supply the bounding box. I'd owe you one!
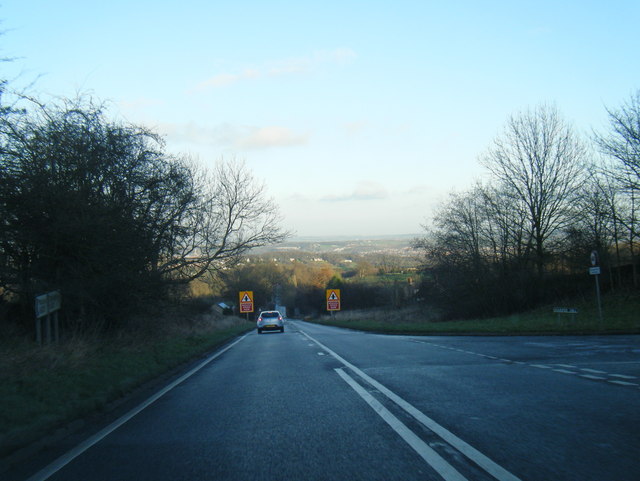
[35,290,61,345]
[326,289,341,317]
[589,251,603,325]
[239,291,254,321]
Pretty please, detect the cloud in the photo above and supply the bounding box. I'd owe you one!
[321,181,389,202]
[191,48,356,92]
[236,126,308,149]
[342,121,367,136]
[157,122,308,150]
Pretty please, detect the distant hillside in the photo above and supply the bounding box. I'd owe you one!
[248,236,422,273]
[254,235,421,257]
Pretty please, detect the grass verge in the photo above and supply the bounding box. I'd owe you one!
[311,291,640,335]
[0,308,253,460]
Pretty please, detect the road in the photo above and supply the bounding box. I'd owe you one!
[8,320,640,481]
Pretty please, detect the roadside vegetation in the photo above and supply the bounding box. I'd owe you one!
[413,97,640,321]
[312,290,640,335]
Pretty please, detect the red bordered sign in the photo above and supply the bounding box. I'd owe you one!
[239,291,254,313]
[326,289,341,311]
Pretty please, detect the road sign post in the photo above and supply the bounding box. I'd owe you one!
[590,251,603,326]
[35,290,61,345]
[326,289,341,314]
[239,291,254,321]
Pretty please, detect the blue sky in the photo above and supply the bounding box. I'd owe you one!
[2,1,639,237]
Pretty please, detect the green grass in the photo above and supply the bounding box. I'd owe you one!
[312,291,640,335]
[0,315,253,459]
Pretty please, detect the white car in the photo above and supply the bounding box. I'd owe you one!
[256,311,284,334]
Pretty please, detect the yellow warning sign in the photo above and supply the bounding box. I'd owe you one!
[326,289,341,311]
[239,291,254,313]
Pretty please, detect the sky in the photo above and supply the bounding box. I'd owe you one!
[1,1,639,238]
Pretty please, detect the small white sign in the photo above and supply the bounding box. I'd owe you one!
[35,290,61,318]
[589,267,601,275]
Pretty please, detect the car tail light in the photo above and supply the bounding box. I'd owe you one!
[258,317,262,322]
[278,316,282,321]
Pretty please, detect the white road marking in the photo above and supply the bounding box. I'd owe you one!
[317,352,325,356]
[299,327,522,481]
[26,333,251,481]
[416,335,639,388]
[335,368,468,481]
[609,374,637,380]
[608,380,638,387]
[581,368,607,374]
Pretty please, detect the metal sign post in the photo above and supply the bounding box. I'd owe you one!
[35,290,61,345]
[589,251,603,327]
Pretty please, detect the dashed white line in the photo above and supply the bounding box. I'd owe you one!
[608,380,639,387]
[531,364,552,369]
[581,368,607,374]
[409,338,639,389]
[609,374,637,380]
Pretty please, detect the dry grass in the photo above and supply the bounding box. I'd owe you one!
[314,291,640,335]
[318,305,440,325]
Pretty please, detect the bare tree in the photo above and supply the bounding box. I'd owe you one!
[595,91,640,191]
[594,91,640,286]
[481,104,587,276]
[158,160,289,283]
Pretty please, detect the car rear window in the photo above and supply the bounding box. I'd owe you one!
[261,312,279,318]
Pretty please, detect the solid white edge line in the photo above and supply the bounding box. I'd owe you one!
[335,368,468,481]
[297,325,522,481]
[26,333,250,481]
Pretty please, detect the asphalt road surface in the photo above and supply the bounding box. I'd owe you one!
[8,320,640,481]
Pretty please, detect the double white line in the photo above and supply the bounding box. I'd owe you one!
[299,328,522,481]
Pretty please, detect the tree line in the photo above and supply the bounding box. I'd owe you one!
[214,254,417,317]
[414,94,640,320]
[0,88,287,331]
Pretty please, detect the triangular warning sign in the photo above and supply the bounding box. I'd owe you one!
[328,291,338,300]
[242,294,251,302]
